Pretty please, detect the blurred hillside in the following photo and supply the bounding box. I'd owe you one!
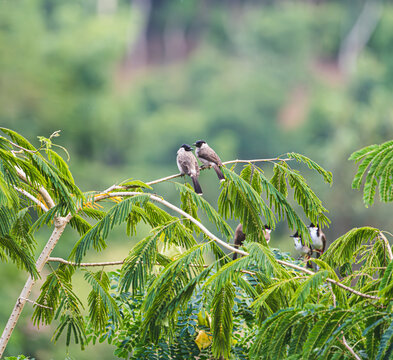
[1,0,393,358]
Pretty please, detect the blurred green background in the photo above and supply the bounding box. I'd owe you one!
[1,0,393,358]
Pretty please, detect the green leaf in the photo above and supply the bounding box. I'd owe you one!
[288,152,333,184]
[84,270,121,334]
[290,270,329,307]
[376,318,393,360]
[176,182,233,239]
[219,167,275,243]
[119,179,153,190]
[211,281,235,360]
[379,259,393,299]
[302,310,350,359]
[120,233,159,293]
[322,227,380,269]
[0,127,37,151]
[71,194,150,263]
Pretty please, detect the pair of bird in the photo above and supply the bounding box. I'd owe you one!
[232,223,326,267]
[177,140,225,196]
[291,223,326,268]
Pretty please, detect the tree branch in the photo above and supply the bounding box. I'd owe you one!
[99,157,292,191]
[102,192,380,300]
[340,336,362,360]
[15,167,55,209]
[96,192,249,257]
[19,297,52,310]
[48,257,124,267]
[88,191,381,301]
[0,214,71,358]
[276,259,380,300]
[13,186,48,212]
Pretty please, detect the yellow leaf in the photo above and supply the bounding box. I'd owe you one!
[84,201,103,210]
[195,330,212,350]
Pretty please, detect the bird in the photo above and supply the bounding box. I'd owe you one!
[308,223,326,258]
[176,144,203,195]
[233,224,271,260]
[193,140,225,182]
[290,231,313,269]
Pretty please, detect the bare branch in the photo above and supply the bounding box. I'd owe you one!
[2,138,35,154]
[223,157,291,166]
[0,214,71,357]
[97,192,249,257]
[340,336,362,360]
[15,167,55,209]
[19,297,52,310]
[98,157,292,191]
[13,186,48,212]
[48,257,124,267]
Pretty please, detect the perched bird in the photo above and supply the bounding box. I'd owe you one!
[193,140,225,182]
[290,231,313,269]
[233,224,271,260]
[308,223,326,258]
[177,144,203,195]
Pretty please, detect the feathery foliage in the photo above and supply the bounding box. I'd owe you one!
[211,281,235,359]
[7,128,393,360]
[84,270,121,334]
[349,140,393,206]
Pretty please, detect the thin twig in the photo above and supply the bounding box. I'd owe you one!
[223,157,291,165]
[99,157,292,191]
[13,186,48,212]
[48,257,125,267]
[3,138,35,154]
[15,168,55,209]
[340,336,362,360]
[379,232,393,262]
[19,297,52,310]
[276,259,380,300]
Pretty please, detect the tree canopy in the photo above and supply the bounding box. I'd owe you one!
[1,128,393,359]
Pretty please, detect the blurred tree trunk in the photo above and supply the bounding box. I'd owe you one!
[338,0,382,76]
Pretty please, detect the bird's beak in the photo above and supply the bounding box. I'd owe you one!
[192,143,197,146]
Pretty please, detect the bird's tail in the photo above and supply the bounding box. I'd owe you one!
[191,176,203,195]
[233,245,238,260]
[212,164,225,182]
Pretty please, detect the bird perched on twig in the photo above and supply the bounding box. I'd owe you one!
[290,231,313,269]
[233,224,271,260]
[193,140,225,182]
[308,223,326,258]
[177,144,203,195]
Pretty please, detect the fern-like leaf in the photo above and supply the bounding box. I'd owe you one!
[288,152,333,184]
[376,318,393,360]
[322,227,380,269]
[290,270,329,307]
[211,281,235,360]
[84,270,120,334]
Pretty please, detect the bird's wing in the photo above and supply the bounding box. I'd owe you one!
[198,146,222,165]
[178,152,199,176]
[177,153,192,175]
[321,233,327,253]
